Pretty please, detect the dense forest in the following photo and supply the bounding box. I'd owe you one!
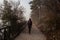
[30,0,60,40]
[0,0,60,40]
[0,0,26,40]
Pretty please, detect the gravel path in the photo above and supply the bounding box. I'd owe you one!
[15,25,46,40]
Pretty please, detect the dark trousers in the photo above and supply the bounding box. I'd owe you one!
[28,26,32,34]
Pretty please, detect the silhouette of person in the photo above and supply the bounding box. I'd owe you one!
[28,18,32,34]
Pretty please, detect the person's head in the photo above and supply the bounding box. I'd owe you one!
[29,18,31,21]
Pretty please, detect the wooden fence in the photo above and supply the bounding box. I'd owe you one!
[0,21,27,40]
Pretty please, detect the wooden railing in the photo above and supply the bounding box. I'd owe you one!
[0,21,27,40]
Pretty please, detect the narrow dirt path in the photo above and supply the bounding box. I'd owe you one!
[15,25,46,40]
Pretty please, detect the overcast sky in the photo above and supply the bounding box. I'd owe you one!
[0,0,32,20]
[20,0,32,20]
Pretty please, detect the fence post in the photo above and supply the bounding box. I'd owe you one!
[4,28,7,40]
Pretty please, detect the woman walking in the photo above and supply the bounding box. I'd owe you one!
[28,18,32,34]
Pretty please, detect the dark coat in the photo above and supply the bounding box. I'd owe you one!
[28,19,32,28]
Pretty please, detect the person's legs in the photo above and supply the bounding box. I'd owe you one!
[29,26,32,34]
[29,27,31,34]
